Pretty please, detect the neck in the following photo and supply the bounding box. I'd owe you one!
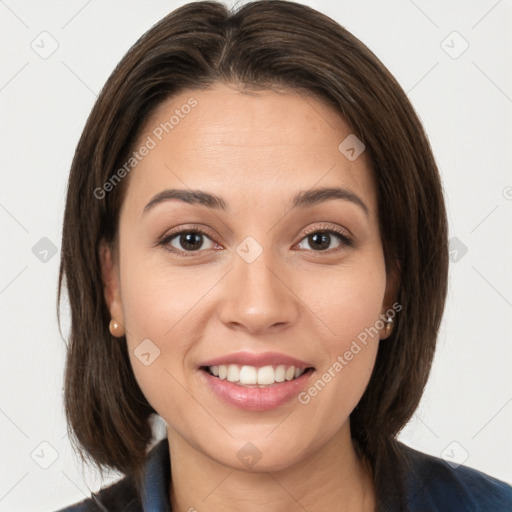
[167,423,376,512]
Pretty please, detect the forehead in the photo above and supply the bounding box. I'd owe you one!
[122,83,376,216]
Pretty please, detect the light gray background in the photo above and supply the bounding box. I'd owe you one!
[1,0,511,510]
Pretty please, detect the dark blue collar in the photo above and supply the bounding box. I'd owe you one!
[141,437,172,511]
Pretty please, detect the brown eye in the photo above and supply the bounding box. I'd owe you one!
[162,229,219,254]
[175,232,204,251]
[297,229,351,252]
[306,232,334,251]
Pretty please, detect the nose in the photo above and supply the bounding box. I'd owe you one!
[217,248,300,335]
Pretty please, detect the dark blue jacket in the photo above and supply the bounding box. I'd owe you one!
[55,438,512,511]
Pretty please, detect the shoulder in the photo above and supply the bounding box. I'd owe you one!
[397,441,512,512]
[53,475,141,512]
[52,438,170,512]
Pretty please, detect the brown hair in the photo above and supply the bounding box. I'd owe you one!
[58,0,448,508]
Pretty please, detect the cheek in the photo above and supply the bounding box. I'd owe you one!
[118,265,200,363]
[118,231,217,343]
[299,258,386,349]
[292,260,386,411]
[116,241,227,414]
[119,277,197,423]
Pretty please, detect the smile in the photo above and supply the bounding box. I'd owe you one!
[203,364,311,387]
[198,352,315,411]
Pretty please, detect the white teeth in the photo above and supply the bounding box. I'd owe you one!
[275,365,286,382]
[227,364,239,383]
[239,365,258,385]
[257,365,275,385]
[207,364,306,386]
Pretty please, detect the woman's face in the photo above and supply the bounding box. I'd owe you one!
[102,83,397,471]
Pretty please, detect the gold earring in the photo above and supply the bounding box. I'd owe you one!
[385,317,394,337]
[109,319,125,337]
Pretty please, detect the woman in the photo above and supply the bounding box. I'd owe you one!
[56,1,512,510]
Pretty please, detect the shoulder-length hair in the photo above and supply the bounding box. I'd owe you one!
[58,1,448,507]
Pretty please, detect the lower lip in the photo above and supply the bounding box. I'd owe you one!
[200,369,314,411]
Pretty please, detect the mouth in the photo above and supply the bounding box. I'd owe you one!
[201,364,315,388]
[198,351,316,410]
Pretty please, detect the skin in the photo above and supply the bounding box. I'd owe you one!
[101,83,398,511]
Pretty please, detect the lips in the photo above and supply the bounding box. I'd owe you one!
[200,351,312,369]
[198,351,315,411]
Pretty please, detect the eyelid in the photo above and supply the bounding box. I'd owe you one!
[160,223,218,241]
[300,222,352,241]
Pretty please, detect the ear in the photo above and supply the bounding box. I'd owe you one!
[379,259,401,340]
[99,240,125,335]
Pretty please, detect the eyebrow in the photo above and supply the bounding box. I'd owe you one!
[143,186,369,217]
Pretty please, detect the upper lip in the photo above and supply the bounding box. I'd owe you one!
[199,351,313,369]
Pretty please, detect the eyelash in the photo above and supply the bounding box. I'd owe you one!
[158,223,353,257]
